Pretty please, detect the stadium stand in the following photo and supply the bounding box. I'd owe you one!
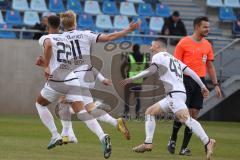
[78,13,94,30]
[66,0,82,14]
[30,0,48,12]
[23,11,40,26]
[137,3,154,17]
[120,2,137,16]
[155,3,171,17]
[113,15,129,30]
[0,0,236,49]
[84,0,101,15]
[0,11,5,24]
[0,23,16,38]
[12,0,29,11]
[219,7,236,22]
[127,0,144,3]
[96,14,113,30]
[102,1,118,15]
[143,30,156,45]
[0,0,10,9]
[224,0,240,8]
[5,10,22,26]
[207,0,223,7]
[49,0,65,13]
[149,17,164,32]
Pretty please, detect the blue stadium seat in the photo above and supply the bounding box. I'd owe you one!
[30,0,48,12]
[5,10,22,26]
[127,0,144,3]
[0,24,16,39]
[12,0,29,11]
[143,30,156,45]
[207,0,223,7]
[102,1,118,15]
[84,1,101,15]
[219,7,236,22]
[67,0,82,14]
[78,14,94,30]
[23,11,40,26]
[0,11,5,24]
[0,0,10,9]
[149,17,164,32]
[155,3,170,17]
[49,0,65,13]
[113,15,129,30]
[120,2,137,16]
[132,16,149,32]
[224,0,240,8]
[96,14,113,30]
[143,0,159,3]
[138,3,154,17]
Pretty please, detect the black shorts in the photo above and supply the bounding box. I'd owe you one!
[183,75,206,110]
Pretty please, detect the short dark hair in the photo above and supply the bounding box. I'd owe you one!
[193,16,209,29]
[133,44,140,52]
[154,38,167,48]
[48,15,60,29]
[172,11,180,17]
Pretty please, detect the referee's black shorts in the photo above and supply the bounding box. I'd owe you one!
[183,75,206,110]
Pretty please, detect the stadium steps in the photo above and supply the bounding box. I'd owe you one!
[161,0,196,7]
[213,39,233,49]
[199,75,240,117]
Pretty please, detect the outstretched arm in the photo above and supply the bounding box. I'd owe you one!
[120,64,158,86]
[97,20,141,42]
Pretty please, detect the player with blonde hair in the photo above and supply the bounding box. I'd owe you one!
[56,10,141,143]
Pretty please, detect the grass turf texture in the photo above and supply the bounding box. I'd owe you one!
[0,115,239,160]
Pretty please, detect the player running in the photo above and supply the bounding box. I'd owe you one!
[56,10,141,141]
[121,38,215,160]
[35,15,111,159]
[36,56,112,144]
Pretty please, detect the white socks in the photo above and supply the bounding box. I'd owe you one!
[61,120,73,136]
[58,105,74,137]
[90,109,118,127]
[185,117,209,145]
[35,102,58,138]
[77,110,105,141]
[144,115,156,144]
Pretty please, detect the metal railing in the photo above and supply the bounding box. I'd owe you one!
[0,28,41,39]
[214,38,240,85]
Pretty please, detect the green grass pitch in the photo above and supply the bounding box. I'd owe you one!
[0,115,239,160]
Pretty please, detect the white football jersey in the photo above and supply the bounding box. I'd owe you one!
[63,30,100,71]
[151,52,187,93]
[39,34,72,74]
